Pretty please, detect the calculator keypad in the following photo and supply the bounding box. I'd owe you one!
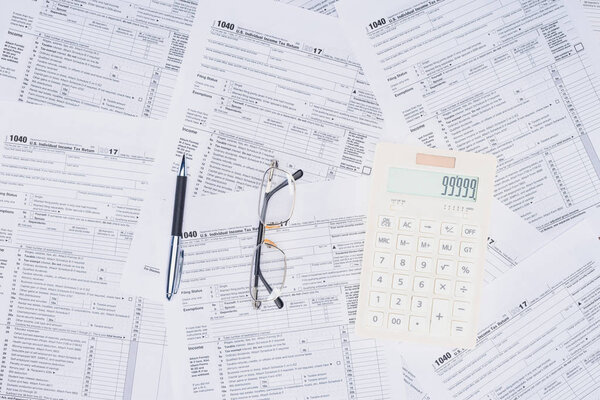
[366,216,480,338]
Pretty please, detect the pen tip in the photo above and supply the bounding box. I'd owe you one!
[179,155,186,176]
[166,292,172,301]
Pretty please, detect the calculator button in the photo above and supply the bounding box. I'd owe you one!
[388,314,407,331]
[413,277,432,293]
[409,315,428,332]
[434,278,451,295]
[455,281,473,298]
[411,296,430,314]
[378,215,396,229]
[460,242,477,258]
[371,272,390,288]
[367,311,384,327]
[457,261,474,279]
[373,252,392,268]
[398,217,416,231]
[390,294,408,310]
[392,274,410,290]
[440,222,458,236]
[462,225,479,238]
[417,237,435,253]
[430,299,451,336]
[419,220,438,234]
[451,320,468,336]
[396,235,415,251]
[375,232,393,248]
[438,239,457,256]
[394,254,412,271]
[415,256,433,273]
[453,301,471,319]
[369,292,387,308]
[436,259,456,276]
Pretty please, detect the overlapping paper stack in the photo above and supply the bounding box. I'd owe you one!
[0,0,599,399]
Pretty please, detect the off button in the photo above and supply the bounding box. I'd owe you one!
[462,225,479,238]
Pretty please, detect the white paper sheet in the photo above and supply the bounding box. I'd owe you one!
[398,213,600,399]
[0,103,170,399]
[142,0,384,194]
[582,0,600,35]
[337,0,600,236]
[0,0,337,119]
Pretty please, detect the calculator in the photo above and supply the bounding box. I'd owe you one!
[356,143,497,348]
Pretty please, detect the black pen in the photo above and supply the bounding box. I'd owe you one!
[166,155,187,300]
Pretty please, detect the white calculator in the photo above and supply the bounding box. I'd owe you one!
[356,143,497,348]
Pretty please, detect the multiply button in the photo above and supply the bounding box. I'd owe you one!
[375,232,393,248]
[434,278,451,295]
[378,215,396,229]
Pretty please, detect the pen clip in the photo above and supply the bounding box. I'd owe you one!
[173,248,184,295]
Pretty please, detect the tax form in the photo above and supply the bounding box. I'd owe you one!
[337,0,600,235]
[150,0,384,192]
[0,0,334,119]
[399,215,600,400]
[582,0,600,35]
[0,103,169,399]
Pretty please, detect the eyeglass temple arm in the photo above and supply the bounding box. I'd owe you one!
[252,169,302,310]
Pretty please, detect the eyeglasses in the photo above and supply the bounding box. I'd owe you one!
[250,160,303,309]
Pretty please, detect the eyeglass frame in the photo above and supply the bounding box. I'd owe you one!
[251,160,303,309]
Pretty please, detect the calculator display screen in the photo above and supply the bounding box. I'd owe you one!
[387,168,479,201]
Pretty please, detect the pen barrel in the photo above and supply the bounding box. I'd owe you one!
[171,176,187,236]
